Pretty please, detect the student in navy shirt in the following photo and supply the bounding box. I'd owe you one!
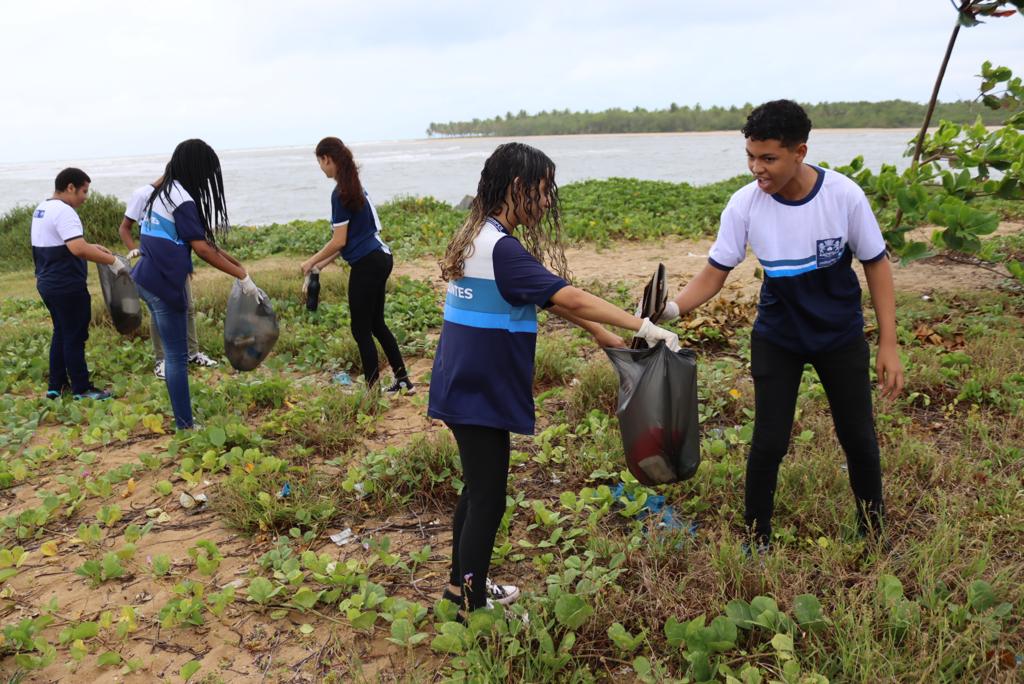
[429,142,680,613]
[301,137,411,393]
[31,167,125,401]
[117,177,219,379]
[659,101,904,550]
[131,139,261,430]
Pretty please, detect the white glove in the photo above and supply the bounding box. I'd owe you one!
[126,248,140,260]
[659,301,680,322]
[638,317,681,352]
[109,257,128,277]
[634,300,680,323]
[238,275,259,297]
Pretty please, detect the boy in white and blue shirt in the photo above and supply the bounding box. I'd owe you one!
[660,100,904,548]
[31,167,124,400]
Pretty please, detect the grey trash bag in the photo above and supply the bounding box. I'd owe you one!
[224,282,279,371]
[604,343,700,486]
[96,256,142,334]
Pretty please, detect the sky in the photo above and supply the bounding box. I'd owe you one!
[1,0,1021,163]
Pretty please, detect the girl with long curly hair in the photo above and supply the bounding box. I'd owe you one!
[429,142,679,614]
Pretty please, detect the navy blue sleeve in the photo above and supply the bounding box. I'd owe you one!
[331,192,352,226]
[172,201,207,242]
[492,236,568,308]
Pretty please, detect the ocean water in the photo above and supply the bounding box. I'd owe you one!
[0,130,916,225]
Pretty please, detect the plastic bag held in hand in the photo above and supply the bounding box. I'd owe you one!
[605,343,701,485]
[96,255,142,335]
[224,281,280,371]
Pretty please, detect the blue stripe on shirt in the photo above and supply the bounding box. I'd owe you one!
[443,306,538,333]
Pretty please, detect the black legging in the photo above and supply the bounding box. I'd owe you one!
[447,423,510,610]
[746,334,883,544]
[348,250,406,385]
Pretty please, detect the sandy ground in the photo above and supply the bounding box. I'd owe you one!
[1,222,1021,682]
[394,221,1023,299]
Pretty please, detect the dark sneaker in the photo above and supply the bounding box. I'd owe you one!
[73,388,112,401]
[485,578,520,606]
[385,377,415,395]
[189,352,218,367]
[45,390,62,400]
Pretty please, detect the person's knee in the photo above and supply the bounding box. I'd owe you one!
[747,440,788,470]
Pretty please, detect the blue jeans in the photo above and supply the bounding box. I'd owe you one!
[40,289,93,394]
[138,285,193,429]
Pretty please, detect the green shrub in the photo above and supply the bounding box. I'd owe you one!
[0,192,126,271]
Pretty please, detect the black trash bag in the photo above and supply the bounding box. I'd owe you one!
[224,282,280,371]
[604,343,700,485]
[96,256,142,335]
[631,263,667,350]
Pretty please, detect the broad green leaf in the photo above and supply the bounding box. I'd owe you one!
[97,651,122,667]
[792,594,827,630]
[878,574,904,607]
[967,580,997,612]
[180,660,201,681]
[554,594,593,629]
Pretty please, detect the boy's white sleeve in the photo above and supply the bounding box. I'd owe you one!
[124,187,148,222]
[707,200,748,271]
[56,208,84,242]
[847,189,886,263]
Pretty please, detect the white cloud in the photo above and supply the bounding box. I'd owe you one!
[0,0,1020,161]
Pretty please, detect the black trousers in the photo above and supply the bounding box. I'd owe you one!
[348,250,406,385]
[41,290,93,394]
[447,423,510,610]
[746,334,883,543]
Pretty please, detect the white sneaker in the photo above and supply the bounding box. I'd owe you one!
[486,578,520,605]
[189,352,218,367]
[154,360,166,380]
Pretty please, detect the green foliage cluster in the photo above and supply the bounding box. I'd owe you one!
[427,99,1012,137]
[0,192,126,271]
[830,62,1024,282]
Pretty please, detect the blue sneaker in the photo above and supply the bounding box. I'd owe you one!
[73,388,112,401]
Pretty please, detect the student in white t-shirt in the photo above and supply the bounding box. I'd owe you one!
[31,168,126,401]
[118,179,218,378]
[658,100,904,551]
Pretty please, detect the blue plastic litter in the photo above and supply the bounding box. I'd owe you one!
[278,482,291,498]
[332,371,352,386]
[611,482,697,537]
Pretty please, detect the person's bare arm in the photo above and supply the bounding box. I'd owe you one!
[117,218,137,251]
[191,240,246,279]
[863,256,904,399]
[670,263,730,316]
[66,237,115,265]
[314,252,341,272]
[302,226,348,274]
[548,304,627,348]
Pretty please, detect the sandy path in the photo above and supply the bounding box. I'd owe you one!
[393,222,1023,298]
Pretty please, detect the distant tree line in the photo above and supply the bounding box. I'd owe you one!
[426,100,1011,137]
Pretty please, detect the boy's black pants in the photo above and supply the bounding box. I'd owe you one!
[447,423,510,610]
[41,290,93,394]
[746,334,883,543]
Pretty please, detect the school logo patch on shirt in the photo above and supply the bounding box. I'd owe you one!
[816,237,843,268]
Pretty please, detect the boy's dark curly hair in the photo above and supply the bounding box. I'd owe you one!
[741,100,812,148]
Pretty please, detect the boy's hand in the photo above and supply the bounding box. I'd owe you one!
[876,343,904,400]
[593,328,626,349]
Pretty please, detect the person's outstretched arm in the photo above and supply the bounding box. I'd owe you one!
[191,240,247,279]
[117,218,137,252]
[863,257,904,399]
[549,286,678,349]
[663,263,730,321]
[66,237,116,266]
[548,303,626,348]
[302,226,348,274]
